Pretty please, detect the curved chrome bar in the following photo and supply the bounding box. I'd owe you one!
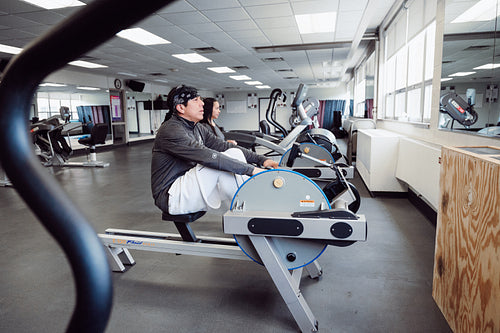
[0,0,174,331]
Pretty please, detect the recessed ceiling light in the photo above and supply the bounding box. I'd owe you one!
[117,72,137,77]
[451,0,497,23]
[473,63,500,70]
[77,86,100,91]
[117,28,170,46]
[449,72,476,77]
[20,0,85,9]
[39,83,67,87]
[295,12,336,34]
[172,53,212,63]
[0,43,22,55]
[244,81,263,85]
[207,67,235,73]
[229,75,252,80]
[69,60,108,69]
[256,85,271,89]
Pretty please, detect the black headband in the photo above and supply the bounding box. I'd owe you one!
[173,86,199,109]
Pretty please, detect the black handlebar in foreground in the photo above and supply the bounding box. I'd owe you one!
[0,0,175,331]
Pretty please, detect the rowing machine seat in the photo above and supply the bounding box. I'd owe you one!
[162,211,206,242]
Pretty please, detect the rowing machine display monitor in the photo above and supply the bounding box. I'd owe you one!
[440,92,478,128]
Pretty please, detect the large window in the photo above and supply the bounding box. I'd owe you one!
[380,0,436,124]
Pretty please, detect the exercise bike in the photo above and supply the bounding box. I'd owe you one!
[99,166,367,333]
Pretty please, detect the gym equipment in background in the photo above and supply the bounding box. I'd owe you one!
[439,92,478,129]
[31,107,110,168]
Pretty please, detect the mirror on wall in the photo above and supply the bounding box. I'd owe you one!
[440,0,500,138]
[35,84,112,137]
[124,91,154,139]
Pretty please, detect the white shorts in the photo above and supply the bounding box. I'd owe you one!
[167,148,249,214]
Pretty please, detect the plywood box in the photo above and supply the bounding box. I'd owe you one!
[433,146,500,332]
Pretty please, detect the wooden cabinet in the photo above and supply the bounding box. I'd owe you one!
[433,146,500,332]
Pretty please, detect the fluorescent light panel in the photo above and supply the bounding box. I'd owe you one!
[117,72,137,77]
[256,85,271,89]
[39,83,67,87]
[20,0,85,9]
[77,86,100,91]
[229,75,251,80]
[473,63,500,69]
[117,28,170,45]
[295,12,336,34]
[245,81,263,85]
[69,60,108,68]
[451,0,497,23]
[172,53,212,63]
[449,71,476,76]
[0,43,22,55]
[207,67,235,73]
[441,78,453,82]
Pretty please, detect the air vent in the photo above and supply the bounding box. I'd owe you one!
[224,87,241,90]
[232,66,249,70]
[442,60,454,64]
[463,45,490,51]
[262,57,284,62]
[275,69,293,72]
[191,47,220,53]
[149,72,166,76]
[283,76,299,79]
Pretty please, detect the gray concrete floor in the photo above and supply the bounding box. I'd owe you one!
[0,141,451,332]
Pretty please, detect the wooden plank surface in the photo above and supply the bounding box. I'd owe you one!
[433,146,500,332]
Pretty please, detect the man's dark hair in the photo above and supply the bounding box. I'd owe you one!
[166,85,198,114]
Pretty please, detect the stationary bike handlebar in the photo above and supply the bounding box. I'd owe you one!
[0,0,176,332]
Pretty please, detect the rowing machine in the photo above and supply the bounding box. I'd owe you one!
[98,169,367,332]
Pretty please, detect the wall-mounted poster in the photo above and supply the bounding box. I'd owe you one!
[110,95,122,121]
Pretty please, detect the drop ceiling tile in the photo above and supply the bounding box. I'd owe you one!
[246,3,293,19]
[187,0,240,10]
[157,0,196,14]
[240,0,288,5]
[17,11,65,25]
[291,0,339,14]
[137,15,174,28]
[203,8,251,22]
[263,27,302,45]
[255,16,296,29]
[178,22,222,34]
[159,11,209,25]
[0,14,42,28]
[339,0,367,11]
[0,28,36,40]
[300,32,335,44]
[217,19,259,31]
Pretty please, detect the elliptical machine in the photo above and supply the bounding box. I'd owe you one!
[31,107,74,166]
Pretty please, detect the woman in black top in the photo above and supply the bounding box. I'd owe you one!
[200,97,237,144]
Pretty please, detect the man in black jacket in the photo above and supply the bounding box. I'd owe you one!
[151,85,278,215]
